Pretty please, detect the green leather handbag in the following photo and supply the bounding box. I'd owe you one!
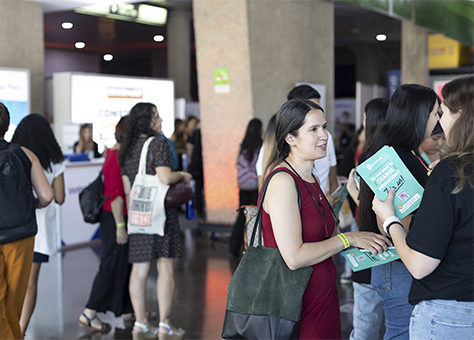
[222,169,313,340]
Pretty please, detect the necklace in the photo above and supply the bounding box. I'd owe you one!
[298,172,323,201]
[285,160,329,239]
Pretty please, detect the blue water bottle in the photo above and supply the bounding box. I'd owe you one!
[186,179,195,220]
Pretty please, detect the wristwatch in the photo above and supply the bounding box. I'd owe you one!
[383,216,401,236]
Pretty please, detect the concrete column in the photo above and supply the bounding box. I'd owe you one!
[194,0,334,222]
[0,0,44,114]
[247,0,334,129]
[401,20,429,86]
[194,0,254,222]
[167,9,192,101]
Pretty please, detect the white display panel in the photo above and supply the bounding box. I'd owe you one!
[0,67,30,141]
[68,73,174,153]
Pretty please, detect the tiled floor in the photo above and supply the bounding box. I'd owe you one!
[24,214,364,340]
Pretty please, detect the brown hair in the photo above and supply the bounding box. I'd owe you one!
[440,75,474,194]
[77,123,94,152]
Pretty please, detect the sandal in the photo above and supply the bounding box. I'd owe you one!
[78,313,112,333]
[158,322,185,340]
[132,321,159,340]
[123,311,158,322]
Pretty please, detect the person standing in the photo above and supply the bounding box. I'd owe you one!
[261,99,390,339]
[350,84,440,339]
[372,76,473,340]
[229,118,262,257]
[10,114,66,336]
[0,104,54,340]
[119,103,192,339]
[79,116,133,332]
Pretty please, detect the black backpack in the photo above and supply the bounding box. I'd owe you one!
[0,142,37,245]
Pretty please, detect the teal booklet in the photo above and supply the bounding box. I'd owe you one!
[356,145,424,220]
[342,247,400,271]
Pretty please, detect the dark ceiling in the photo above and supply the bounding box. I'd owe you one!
[44,1,402,54]
[42,1,404,98]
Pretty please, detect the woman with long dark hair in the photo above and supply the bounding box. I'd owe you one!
[261,99,390,339]
[12,114,65,336]
[79,116,134,333]
[372,75,474,339]
[119,103,191,340]
[354,84,440,339]
[229,118,262,257]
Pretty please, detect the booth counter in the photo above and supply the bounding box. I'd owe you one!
[61,158,104,247]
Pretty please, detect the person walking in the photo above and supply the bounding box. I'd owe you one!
[0,104,54,339]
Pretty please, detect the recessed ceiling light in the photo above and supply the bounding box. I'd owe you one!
[103,54,113,61]
[154,35,165,42]
[62,22,73,29]
[376,34,387,41]
[75,42,85,49]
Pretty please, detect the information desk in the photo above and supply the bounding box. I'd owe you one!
[61,158,104,247]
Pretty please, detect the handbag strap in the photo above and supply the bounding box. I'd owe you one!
[249,168,302,248]
[137,137,155,175]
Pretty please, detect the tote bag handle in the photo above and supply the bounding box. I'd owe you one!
[250,168,302,248]
[137,137,155,175]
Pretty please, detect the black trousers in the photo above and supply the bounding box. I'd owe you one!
[85,210,133,316]
[229,189,259,257]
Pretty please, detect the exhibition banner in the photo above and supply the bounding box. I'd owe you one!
[69,73,174,152]
[0,68,30,141]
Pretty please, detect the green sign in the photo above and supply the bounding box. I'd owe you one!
[214,68,230,86]
[214,68,230,93]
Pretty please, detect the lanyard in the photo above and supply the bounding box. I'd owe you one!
[411,150,431,171]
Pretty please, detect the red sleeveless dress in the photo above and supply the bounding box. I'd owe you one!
[260,168,341,340]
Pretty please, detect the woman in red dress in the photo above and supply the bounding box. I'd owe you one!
[261,98,391,339]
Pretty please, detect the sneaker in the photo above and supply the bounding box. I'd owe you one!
[340,270,352,284]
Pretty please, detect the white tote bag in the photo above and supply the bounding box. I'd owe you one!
[128,137,170,236]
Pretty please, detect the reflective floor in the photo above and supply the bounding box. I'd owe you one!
[24,214,364,340]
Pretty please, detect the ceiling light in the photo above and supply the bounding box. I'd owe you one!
[376,34,387,41]
[103,54,113,61]
[75,42,85,49]
[62,22,73,29]
[154,35,164,42]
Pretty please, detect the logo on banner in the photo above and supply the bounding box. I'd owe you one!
[107,87,143,99]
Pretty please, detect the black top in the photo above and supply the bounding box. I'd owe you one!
[406,158,474,304]
[73,141,101,158]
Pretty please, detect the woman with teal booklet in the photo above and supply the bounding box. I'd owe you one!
[373,76,474,340]
[353,84,440,340]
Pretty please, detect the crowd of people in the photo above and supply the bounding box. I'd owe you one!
[0,75,472,340]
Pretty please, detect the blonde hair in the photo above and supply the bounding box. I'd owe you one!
[262,114,278,179]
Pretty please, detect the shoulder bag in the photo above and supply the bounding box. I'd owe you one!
[128,137,169,236]
[78,152,113,224]
[79,172,110,224]
[222,169,312,340]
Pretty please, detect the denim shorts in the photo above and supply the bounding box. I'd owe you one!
[410,299,474,340]
[371,261,413,339]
